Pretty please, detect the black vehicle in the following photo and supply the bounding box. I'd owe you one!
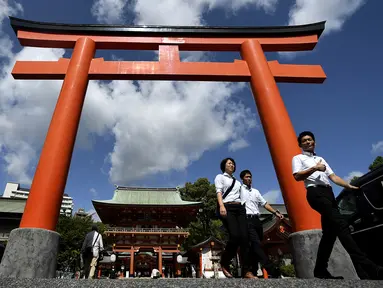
[336,165,383,266]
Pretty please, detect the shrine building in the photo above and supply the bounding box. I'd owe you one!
[92,186,201,277]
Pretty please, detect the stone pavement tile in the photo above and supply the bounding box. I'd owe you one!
[0,278,383,288]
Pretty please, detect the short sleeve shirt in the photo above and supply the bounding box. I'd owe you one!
[292,151,334,187]
[240,184,267,215]
[214,172,242,203]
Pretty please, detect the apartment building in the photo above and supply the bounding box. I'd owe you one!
[2,182,74,217]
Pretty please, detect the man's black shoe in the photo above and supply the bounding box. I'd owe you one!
[314,269,344,279]
[374,266,383,280]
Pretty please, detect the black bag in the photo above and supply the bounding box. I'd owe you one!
[98,249,104,261]
[84,246,93,256]
[215,178,236,219]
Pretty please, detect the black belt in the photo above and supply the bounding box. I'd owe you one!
[225,201,241,205]
[307,184,331,189]
[246,214,259,219]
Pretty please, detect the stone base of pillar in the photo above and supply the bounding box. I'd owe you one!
[289,229,358,279]
[0,228,60,278]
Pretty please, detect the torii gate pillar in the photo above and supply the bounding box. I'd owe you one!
[0,17,357,279]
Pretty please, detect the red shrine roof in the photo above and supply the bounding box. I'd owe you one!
[92,186,201,207]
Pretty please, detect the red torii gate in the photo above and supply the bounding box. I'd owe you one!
[3,17,328,278]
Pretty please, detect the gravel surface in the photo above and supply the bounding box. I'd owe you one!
[0,278,383,288]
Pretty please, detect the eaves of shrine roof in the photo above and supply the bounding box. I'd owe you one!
[92,186,201,206]
[0,197,26,214]
[191,236,225,249]
[259,204,287,216]
[10,17,325,39]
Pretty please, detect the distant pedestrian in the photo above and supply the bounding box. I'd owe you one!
[151,268,161,279]
[81,224,104,279]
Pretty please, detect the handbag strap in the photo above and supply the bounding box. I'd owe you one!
[222,178,236,200]
[92,232,100,248]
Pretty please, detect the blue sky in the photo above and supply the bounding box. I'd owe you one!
[0,0,382,217]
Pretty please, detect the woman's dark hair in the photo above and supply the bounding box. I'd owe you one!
[297,131,315,146]
[220,157,236,173]
[240,169,252,180]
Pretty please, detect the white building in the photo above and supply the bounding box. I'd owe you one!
[2,182,74,217]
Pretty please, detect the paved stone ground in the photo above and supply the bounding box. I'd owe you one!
[0,278,383,288]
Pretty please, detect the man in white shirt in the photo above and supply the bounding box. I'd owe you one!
[240,169,283,278]
[151,268,161,279]
[81,224,104,279]
[292,131,383,280]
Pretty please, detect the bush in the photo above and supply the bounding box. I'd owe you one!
[279,264,295,277]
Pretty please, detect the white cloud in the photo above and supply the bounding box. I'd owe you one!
[228,138,249,152]
[280,0,365,58]
[0,46,65,184]
[88,0,263,183]
[86,209,101,222]
[91,0,129,24]
[92,0,279,25]
[107,80,256,183]
[344,171,364,182]
[288,0,365,35]
[90,188,98,198]
[372,141,383,154]
[0,0,22,59]
[0,0,23,25]
[262,189,283,204]
[132,0,278,25]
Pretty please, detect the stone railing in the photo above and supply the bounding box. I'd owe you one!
[105,227,188,233]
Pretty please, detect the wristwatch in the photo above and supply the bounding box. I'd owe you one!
[273,210,281,215]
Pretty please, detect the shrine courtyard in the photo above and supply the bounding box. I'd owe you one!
[0,278,382,288]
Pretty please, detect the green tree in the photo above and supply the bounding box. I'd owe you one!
[56,215,106,272]
[369,156,383,171]
[350,156,383,184]
[179,178,227,250]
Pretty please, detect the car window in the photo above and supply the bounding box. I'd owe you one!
[338,193,358,215]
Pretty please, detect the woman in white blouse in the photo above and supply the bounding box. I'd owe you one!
[215,157,256,279]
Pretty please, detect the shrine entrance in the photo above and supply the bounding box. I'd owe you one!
[0,16,328,278]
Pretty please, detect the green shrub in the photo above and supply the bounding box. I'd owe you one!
[279,264,295,277]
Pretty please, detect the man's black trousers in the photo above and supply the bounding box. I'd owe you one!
[82,253,92,279]
[306,185,379,279]
[247,214,279,277]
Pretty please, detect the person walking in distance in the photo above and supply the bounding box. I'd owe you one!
[81,224,104,279]
[215,157,257,279]
[292,131,383,280]
[240,169,283,278]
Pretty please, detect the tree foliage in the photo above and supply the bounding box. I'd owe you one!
[350,156,383,183]
[179,178,227,250]
[369,156,383,171]
[56,215,106,272]
[350,176,360,183]
[280,264,296,277]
